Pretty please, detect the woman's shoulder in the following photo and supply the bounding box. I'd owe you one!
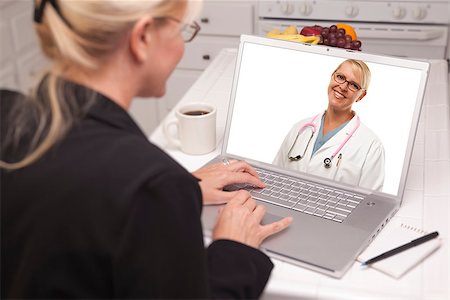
[356,121,383,146]
[0,89,29,117]
[66,125,187,179]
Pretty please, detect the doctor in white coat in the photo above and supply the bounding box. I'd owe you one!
[273,59,385,191]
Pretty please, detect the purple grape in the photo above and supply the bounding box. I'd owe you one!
[351,40,362,50]
[329,38,337,47]
[337,38,346,48]
[330,25,337,32]
[344,42,351,49]
[336,32,344,39]
[345,35,352,43]
[338,28,346,35]
[328,32,336,40]
[321,28,330,38]
[323,38,330,45]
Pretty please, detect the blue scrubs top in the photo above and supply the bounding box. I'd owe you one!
[311,114,350,157]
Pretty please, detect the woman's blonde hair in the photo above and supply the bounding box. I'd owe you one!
[334,59,371,90]
[1,0,202,170]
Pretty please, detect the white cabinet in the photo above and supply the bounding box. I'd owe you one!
[0,1,50,93]
[136,0,256,136]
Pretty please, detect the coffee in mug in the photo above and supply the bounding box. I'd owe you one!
[163,103,216,155]
[183,110,210,116]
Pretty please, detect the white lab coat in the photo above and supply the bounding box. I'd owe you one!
[273,112,385,191]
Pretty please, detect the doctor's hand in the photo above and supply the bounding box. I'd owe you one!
[212,191,292,248]
[192,160,265,205]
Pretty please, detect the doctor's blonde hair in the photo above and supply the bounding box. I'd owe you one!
[0,0,202,170]
[334,59,371,90]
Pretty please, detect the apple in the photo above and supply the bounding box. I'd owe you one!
[312,25,323,31]
[300,26,321,36]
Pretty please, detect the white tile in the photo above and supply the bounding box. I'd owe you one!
[415,120,426,145]
[411,140,425,165]
[424,161,450,196]
[320,258,423,299]
[265,259,321,300]
[397,189,423,219]
[422,195,449,298]
[423,242,449,298]
[427,60,449,86]
[425,130,450,161]
[426,105,450,132]
[423,196,450,237]
[423,83,449,106]
[405,163,424,191]
[263,279,318,300]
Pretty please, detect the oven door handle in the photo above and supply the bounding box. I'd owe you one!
[357,29,444,41]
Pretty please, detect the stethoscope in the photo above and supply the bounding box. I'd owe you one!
[287,113,360,168]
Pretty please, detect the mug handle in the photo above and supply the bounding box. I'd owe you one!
[163,118,181,148]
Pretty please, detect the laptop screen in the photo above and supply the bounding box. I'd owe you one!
[225,36,428,198]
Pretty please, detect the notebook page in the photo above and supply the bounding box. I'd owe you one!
[357,217,441,278]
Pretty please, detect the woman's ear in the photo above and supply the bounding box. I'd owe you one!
[356,90,367,102]
[129,16,154,63]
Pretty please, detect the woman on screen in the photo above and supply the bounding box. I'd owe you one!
[273,59,385,191]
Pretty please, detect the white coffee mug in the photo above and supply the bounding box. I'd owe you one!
[163,103,217,155]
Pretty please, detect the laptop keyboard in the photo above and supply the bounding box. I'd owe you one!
[230,167,364,223]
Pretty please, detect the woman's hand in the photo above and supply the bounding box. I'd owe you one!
[192,160,265,205]
[212,191,292,248]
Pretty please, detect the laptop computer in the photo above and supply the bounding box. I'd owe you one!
[201,35,429,278]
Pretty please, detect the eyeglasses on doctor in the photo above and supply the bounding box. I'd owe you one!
[333,72,363,92]
[154,16,201,43]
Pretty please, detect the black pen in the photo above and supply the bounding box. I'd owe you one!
[361,231,439,266]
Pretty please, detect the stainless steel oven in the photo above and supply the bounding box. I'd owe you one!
[257,0,450,61]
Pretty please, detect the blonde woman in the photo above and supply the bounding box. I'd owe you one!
[0,0,291,298]
[273,59,385,191]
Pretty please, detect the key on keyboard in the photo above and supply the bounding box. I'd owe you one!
[234,167,364,223]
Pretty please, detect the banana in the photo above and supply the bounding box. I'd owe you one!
[266,33,321,44]
[310,37,320,44]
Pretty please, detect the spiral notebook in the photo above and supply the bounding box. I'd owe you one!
[357,217,442,278]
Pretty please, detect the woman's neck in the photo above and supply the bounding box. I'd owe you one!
[323,108,354,135]
[61,56,136,111]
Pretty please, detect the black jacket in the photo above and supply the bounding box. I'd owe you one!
[0,83,273,299]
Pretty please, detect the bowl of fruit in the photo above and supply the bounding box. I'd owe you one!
[300,23,362,50]
[265,23,362,51]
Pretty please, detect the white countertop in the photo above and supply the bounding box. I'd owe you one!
[151,49,450,299]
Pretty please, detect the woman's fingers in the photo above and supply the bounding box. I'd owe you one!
[213,192,292,248]
[260,216,293,240]
[228,190,252,206]
[222,170,266,188]
[242,197,257,213]
[252,204,292,240]
[226,160,259,178]
[218,159,261,180]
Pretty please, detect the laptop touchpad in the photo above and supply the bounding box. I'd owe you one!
[262,213,284,225]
